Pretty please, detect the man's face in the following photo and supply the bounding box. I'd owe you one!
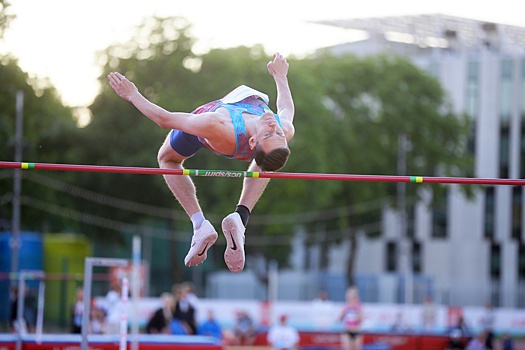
[250,111,287,152]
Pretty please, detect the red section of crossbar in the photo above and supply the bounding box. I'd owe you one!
[1,161,525,186]
[257,171,525,185]
[0,161,184,175]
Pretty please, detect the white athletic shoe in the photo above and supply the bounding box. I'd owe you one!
[222,213,246,273]
[184,220,218,267]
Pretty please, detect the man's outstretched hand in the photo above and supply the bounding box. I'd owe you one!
[108,72,139,102]
[267,52,289,78]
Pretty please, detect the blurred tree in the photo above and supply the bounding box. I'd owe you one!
[0,13,472,291]
[0,58,80,232]
[0,0,14,40]
[76,16,472,288]
[283,53,473,286]
[77,16,202,280]
[1,0,82,233]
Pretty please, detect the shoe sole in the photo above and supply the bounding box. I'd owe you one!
[184,232,218,267]
[222,217,245,273]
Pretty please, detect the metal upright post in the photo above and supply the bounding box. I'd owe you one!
[81,258,128,350]
[11,90,24,278]
[131,236,141,350]
[397,134,413,306]
[16,270,44,350]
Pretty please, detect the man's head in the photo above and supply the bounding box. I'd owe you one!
[250,111,290,171]
[254,144,290,171]
[279,314,288,325]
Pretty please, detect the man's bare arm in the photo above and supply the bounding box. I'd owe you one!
[267,53,295,139]
[108,72,221,138]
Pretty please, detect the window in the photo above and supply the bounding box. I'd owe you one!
[386,241,397,272]
[466,60,480,118]
[499,59,513,179]
[499,59,513,121]
[519,245,525,280]
[521,59,525,116]
[518,245,525,307]
[484,187,495,239]
[406,204,415,239]
[412,241,422,273]
[432,190,448,238]
[520,60,525,179]
[499,123,510,178]
[466,60,479,156]
[490,243,501,279]
[512,186,523,241]
[521,124,525,178]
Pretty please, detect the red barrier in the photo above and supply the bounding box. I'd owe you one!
[0,335,223,350]
[254,331,462,350]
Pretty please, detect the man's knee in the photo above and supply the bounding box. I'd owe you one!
[158,141,185,167]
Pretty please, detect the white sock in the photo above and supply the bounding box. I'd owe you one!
[190,212,205,230]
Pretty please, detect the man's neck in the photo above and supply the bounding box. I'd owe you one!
[242,113,258,138]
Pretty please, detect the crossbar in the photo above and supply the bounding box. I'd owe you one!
[1,161,524,186]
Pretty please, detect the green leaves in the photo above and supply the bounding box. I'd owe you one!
[1,15,473,275]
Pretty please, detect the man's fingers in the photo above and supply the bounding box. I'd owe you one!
[108,72,126,85]
[115,72,126,80]
[108,75,118,87]
[108,73,120,85]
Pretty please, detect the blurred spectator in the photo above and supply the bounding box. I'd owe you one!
[479,303,495,349]
[198,310,223,341]
[421,295,437,332]
[90,305,106,334]
[267,314,300,350]
[447,315,472,350]
[465,331,487,350]
[172,283,197,335]
[71,288,84,333]
[179,281,199,308]
[390,310,411,333]
[103,279,123,334]
[501,332,515,350]
[23,286,37,333]
[169,318,190,335]
[314,290,329,302]
[233,310,257,346]
[9,283,37,333]
[338,287,363,350]
[146,292,174,334]
[9,285,19,333]
[312,290,336,330]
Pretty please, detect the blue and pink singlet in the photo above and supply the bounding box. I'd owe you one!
[169,86,282,162]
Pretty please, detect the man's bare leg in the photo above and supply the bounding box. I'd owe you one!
[158,136,217,267]
[222,161,270,272]
[238,161,271,212]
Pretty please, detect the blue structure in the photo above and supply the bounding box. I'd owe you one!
[0,232,43,323]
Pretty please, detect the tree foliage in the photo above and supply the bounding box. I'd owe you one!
[0,15,473,286]
[0,58,80,231]
[0,0,14,40]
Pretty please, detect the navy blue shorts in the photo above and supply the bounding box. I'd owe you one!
[168,99,222,157]
[169,130,204,157]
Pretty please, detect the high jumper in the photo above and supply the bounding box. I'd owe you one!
[107,52,295,272]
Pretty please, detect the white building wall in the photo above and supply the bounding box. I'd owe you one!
[324,15,525,307]
[353,234,385,274]
[477,54,500,178]
[206,16,525,307]
[448,187,488,306]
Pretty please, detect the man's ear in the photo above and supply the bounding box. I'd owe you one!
[249,137,256,150]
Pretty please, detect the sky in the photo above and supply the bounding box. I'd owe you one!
[2,0,525,110]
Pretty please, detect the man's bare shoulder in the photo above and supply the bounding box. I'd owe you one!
[281,119,295,141]
[186,109,233,141]
[190,110,229,126]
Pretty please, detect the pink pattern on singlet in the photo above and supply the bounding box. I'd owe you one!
[342,303,361,329]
